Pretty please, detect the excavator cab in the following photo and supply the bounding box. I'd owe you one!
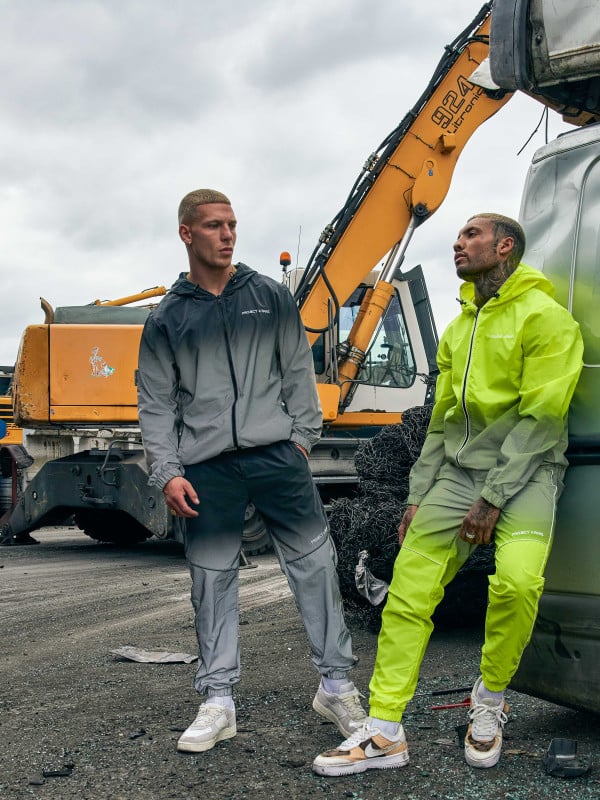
[299,266,438,420]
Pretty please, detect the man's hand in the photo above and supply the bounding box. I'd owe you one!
[398,504,418,547]
[163,476,199,518]
[459,497,500,545]
[294,443,309,460]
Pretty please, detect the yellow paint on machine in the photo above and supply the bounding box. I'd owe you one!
[15,324,143,425]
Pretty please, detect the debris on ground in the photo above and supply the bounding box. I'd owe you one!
[544,737,593,778]
[128,728,147,740]
[42,765,74,778]
[110,646,198,663]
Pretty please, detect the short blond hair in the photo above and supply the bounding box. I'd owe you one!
[178,189,231,224]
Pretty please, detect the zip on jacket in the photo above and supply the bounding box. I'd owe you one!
[455,308,479,468]
[137,263,323,490]
[217,295,240,449]
[407,263,584,510]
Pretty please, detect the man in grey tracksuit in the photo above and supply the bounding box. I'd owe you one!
[137,188,366,754]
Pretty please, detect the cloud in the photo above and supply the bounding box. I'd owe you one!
[0,0,574,364]
[0,1,260,128]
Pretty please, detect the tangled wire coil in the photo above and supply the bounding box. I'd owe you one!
[328,405,495,631]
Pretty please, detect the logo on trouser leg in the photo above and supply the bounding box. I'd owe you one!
[310,525,328,545]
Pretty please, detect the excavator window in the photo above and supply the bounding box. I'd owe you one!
[311,287,417,389]
[349,292,416,389]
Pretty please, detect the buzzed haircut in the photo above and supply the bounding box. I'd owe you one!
[469,213,526,268]
[178,189,231,225]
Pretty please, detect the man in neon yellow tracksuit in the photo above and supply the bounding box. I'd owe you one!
[313,213,584,776]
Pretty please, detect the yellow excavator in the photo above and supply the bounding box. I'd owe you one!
[8,4,509,544]
[7,1,599,541]
[4,0,600,711]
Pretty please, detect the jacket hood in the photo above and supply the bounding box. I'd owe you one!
[458,262,556,312]
[167,262,257,298]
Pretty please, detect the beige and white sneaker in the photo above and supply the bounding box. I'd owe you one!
[312,683,368,737]
[177,702,236,753]
[312,719,409,776]
[464,677,509,768]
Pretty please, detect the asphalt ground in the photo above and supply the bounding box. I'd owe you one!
[1,527,598,800]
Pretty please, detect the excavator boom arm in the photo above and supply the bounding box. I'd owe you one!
[296,4,512,348]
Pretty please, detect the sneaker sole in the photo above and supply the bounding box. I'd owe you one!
[177,724,237,753]
[312,697,358,738]
[464,746,501,769]
[313,750,409,776]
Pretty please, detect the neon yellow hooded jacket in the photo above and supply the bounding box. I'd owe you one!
[407,263,584,509]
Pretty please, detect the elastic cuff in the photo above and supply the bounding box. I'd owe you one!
[320,670,352,680]
[369,704,404,723]
[479,676,507,694]
[480,486,507,510]
[290,434,313,454]
[206,688,233,698]
[148,464,185,491]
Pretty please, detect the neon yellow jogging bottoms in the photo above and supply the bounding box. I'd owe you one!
[369,462,561,722]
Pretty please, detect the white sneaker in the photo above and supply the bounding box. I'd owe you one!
[312,684,367,737]
[313,719,409,776]
[464,677,509,768]
[177,702,237,753]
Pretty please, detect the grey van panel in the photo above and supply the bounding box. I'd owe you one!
[520,123,600,440]
[543,461,600,596]
[512,124,600,712]
[511,592,600,714]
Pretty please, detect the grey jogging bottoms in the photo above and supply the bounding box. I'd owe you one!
[183,440,355,696]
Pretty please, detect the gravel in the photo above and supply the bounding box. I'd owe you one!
[1,528,598,799]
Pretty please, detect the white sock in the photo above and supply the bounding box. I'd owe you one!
[207,695,235,710]
[477,679,504,704]
[370,716,400,739]
[320,677,354,694]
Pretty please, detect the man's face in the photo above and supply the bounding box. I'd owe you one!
[179,203,237,270]
[453,217,505,281]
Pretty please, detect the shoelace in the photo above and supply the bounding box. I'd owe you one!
[339,720,374,749]
[469,700,508,741]
[338,689,367,721]
[191,705,228,728]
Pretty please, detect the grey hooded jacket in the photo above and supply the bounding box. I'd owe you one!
[137,263,322,490]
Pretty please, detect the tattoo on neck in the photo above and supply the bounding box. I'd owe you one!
[474,262,515,306]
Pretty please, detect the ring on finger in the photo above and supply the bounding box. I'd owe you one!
[465,532,475,540]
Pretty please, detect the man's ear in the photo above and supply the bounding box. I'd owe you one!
[497,236,514,257]
[179,223,191,245]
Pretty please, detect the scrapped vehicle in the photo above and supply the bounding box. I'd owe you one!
[508,123,600,714]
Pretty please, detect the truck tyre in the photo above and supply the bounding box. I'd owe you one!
[74,510,153,545]
[242,503,271,555]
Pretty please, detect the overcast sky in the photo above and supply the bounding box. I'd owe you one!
[0,0,573,365]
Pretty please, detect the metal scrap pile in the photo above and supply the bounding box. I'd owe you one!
[329,405,495,631]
